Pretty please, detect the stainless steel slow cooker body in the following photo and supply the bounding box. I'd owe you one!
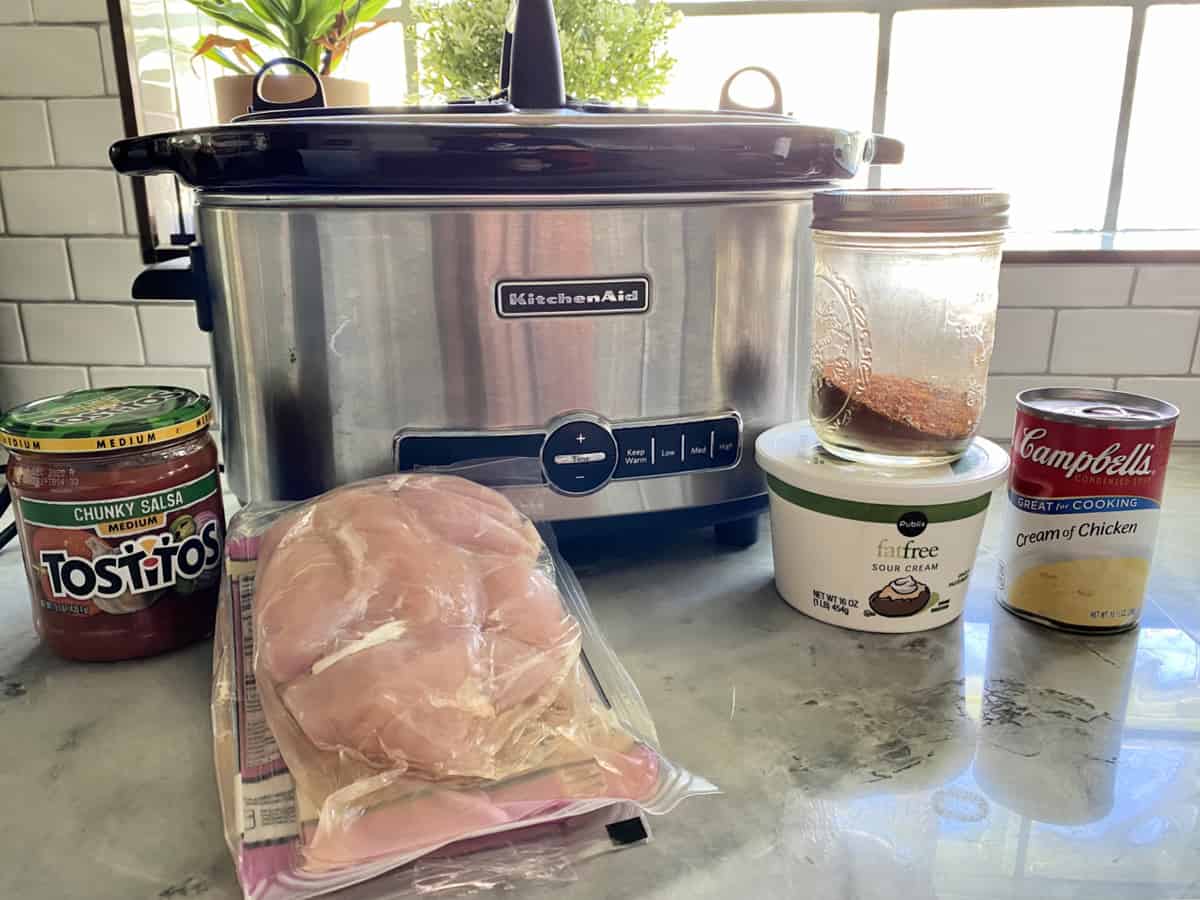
[112,0,901,537]
[198,189,816,518]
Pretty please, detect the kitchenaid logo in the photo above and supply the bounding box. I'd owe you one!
[496,278,650,318]
[1017,427,1154,480]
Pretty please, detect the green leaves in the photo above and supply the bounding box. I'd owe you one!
[181,0,394,75]
[182,0,285,48]
[413,0,681,104]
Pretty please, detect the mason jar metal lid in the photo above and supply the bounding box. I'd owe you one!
[812,189,1010,233]
[0,386,213,454]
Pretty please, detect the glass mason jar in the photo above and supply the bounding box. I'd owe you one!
[809,190,1008,466]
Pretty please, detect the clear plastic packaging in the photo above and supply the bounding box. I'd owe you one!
[212,473,714,899]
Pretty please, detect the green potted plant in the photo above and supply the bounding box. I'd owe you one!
[184,0,392,121]
[413,0,681,105]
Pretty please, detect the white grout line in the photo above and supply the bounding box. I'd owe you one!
[15,301,29,361]
[1125,265,1140,305]
[1043,309,1058,375]
[62,236,78,301]
[1187,315,1200,377]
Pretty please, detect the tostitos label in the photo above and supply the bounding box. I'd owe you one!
[997,411,1175,631]
[16,471,223,617]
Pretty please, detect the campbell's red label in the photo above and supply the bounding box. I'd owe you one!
[1011,410,1174,508]
[999,402,1176,631]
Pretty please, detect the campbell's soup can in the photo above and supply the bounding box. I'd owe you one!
[997,388,1179,633]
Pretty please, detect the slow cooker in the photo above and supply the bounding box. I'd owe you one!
[111,0,901,546]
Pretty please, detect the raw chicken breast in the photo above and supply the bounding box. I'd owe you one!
[252,475,662,857]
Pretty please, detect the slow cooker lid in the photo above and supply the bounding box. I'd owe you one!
[109,0,901,195]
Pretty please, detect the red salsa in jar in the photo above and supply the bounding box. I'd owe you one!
[1,386,224,661]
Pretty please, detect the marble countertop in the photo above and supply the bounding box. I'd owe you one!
[2,451,1199,900]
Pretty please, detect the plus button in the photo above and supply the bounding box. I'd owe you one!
[576,432,587,444]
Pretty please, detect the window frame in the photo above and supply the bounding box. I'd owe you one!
[108,0,1200,264]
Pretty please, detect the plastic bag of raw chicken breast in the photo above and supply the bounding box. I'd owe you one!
[211,473,715,899]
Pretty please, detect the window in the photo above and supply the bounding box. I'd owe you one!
[113,0,1200,260]
[657,12,878,131]
[1119,4,1200,230]
[882,6,1131,232]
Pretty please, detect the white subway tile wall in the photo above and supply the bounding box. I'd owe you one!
[0,363,88,409]
[118,178,137,233]
[68,237,143,300]
[999,264,1135,307]
[1,11,1199,449]
[0,238,72,299]
[1,169,122,234]
[1051,308,1200,375]
[137,304,214,366]
[0,26,104,97]
[97,20,118,95]
[32,0,108,22]
[990,308,1054,374]
[0,303,26,362]
[0,1,34,24]
[1132,265,1200,307]
[22,302,143,364]
[47,97,122,167]
[0,100,54,166]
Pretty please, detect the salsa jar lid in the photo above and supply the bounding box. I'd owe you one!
[756,420,1009,507]
[0,386,213,455]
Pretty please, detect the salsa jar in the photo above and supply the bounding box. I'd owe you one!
[1,386,224,661]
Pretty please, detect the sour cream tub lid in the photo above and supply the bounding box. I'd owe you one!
[756,421,1009,507]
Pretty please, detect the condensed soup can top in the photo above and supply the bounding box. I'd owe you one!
[1016,387,1178,430]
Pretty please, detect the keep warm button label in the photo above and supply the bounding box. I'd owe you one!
[614,426,659,479]
[622,447,650,468]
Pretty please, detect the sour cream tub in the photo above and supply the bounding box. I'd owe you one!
[757,422,1009,633]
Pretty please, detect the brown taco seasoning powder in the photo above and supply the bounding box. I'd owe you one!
[813,365,978,455]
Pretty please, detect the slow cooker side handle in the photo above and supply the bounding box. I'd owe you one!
[132,246,213,332]
[868,136,905,166]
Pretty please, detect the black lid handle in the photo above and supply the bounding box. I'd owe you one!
[719,67,783,115]
[507,0,566,109]
[248,57,327,115]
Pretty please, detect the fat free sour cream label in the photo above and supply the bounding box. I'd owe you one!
[998,413,1175,631]
[766,476,994,633]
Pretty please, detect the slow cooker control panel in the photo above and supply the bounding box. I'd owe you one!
[395,411,742,496]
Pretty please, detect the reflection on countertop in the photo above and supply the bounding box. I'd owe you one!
[0,451,1198,899]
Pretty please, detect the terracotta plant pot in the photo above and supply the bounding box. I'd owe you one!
[212,74,371,122]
